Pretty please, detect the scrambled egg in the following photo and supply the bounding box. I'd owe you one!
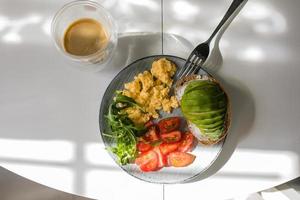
[122,58,179,125]
[151,58,177,86]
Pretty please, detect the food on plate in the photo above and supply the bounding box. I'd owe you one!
[158,117,181,133]
[153,146,167,169]
[160,131,182,143]
[143,126,160,142]
[135,150,158,172]
[134,117,197,172]
[104,89,197,170]
[121,58,179,125]
[104,58,184,168]
[151,58,177,86]
[145,120,155,128]
[159,142,181,155]
[137,141,152,152]
[104,57,230,173]
[176,74,231,145]
[178,132,195,152]
[104,93,145,165]
[168,152,196,167]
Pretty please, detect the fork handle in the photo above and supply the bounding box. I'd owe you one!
[206,0,246,44]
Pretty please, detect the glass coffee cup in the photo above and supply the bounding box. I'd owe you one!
[51,0,118,70]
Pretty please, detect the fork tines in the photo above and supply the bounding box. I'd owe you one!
[177,54,204,80]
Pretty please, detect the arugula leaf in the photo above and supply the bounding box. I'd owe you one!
[104,94,145,165]
[114,92,145,112]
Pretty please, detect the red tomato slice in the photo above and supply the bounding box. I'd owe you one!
[137,142,152,152]
[144,126,159,142]
[145,120,155,128]
[158,117,181,133]
[178,132,196,153]
[140,159,158,172]
[138,150,159,172]
[161,131,182,143]
[135,150,158,168]
[168,152,196,167]
[153,146,167,168]
[159,142,180,155]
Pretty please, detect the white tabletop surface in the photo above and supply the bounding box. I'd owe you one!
[0,0,300,200]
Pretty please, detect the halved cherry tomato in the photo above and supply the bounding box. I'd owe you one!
[178,132,195,153]
[161,131,182,143]
[158,117,181,134]
[153,146,167,168]
[168,152,196,167]
[140,160,158,172]
[135,151,151,166]
[159,142,180,155]
[135,150,158,172]
[145,120,155,128]
[144,126,159,142]
[137,142,152,152]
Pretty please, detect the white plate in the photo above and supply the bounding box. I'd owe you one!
[99,55,226,184]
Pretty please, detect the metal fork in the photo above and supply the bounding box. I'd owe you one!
[177,0,247,79]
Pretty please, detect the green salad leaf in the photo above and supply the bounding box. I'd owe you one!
[104,93,145,165]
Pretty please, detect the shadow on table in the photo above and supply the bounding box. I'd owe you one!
[100,32,194,73]
[0,166,92,200]
[187,74,256,182]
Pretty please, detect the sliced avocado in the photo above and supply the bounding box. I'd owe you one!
[183,108,226,120]
[182,92,226,106]
[184,80,215,94]
[201,128,224,141]
[196,119,225,129]
[181,78,228,142]
[200,124,224,133]
[183,90,225,99]
[182,100,227,112]
[192,115,224,125]
[183,85,222,98]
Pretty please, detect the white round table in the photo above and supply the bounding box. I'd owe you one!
[0,0,300,199]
